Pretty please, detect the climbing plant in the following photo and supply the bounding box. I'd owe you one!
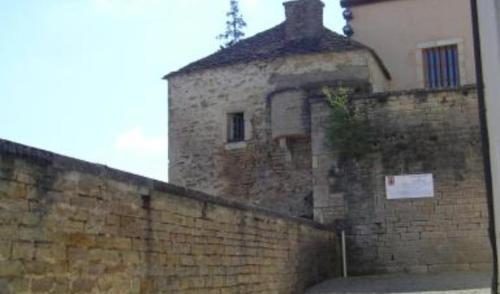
[323,87,374,160]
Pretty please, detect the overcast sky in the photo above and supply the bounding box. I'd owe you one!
[0,0,344,181]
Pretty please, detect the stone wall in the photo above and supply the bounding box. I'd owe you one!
[0,139,338,293]
[311,86,493,274]
[168,49,388,218]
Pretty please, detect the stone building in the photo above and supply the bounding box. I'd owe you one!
[166,0,493,274]
[166,0,389,218]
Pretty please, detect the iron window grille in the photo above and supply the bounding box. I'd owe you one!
[423,45,460,89]
[227,112,245,143]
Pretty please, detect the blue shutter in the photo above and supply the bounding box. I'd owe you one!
[423,45,459,89]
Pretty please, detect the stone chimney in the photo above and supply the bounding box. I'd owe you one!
[284,0,325,41]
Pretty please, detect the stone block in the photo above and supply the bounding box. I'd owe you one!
[88,249,121,266]
[0,241,11,261]
[24,260,68,275]
[9,277,30,293]
[0,181,27,199]
[18,228,45,242]
[70,278,95,293]
[64,233,96,249]
[95,237,132,250]
[14,171,36,185]
[19,214,41,228]
[12,241,35,260]
[52,278,70,293]
[0,261,24,277]
[31,277,56,293]
[35,243,66,264]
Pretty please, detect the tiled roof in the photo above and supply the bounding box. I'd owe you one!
[164,23,382,79]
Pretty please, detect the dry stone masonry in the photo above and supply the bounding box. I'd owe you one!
[311,86,492,274]
[166,0,493,276]
[168,49,388,218]
[0,0,492,292]
[166,0,389,220]
[0,140,337,293]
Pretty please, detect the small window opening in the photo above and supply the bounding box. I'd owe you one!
[227,112,245,143]
[423,45,460,89]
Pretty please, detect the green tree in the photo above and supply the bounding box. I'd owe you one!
[217,0,247,48]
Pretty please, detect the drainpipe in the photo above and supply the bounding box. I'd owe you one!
[341,230,348,278]
[335,220,348,278]
[470,0,498,292]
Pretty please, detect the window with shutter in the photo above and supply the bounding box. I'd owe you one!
[422,45,460,89]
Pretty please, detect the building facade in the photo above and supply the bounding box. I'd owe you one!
[166,0,492,274]
[166,0,389,218]
[341,0,476,90]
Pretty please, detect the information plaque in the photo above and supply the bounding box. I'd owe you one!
[385,174,434,200]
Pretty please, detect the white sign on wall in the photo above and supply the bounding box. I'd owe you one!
[385,174,434,200]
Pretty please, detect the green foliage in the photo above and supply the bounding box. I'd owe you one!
[217,0,247,48]
[323,87,374,160]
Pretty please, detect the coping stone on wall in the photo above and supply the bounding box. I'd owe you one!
[307,84,477,105]
[351,84,478,100]
[0,138,333,231]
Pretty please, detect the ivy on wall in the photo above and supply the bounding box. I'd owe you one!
[322,87,374,160]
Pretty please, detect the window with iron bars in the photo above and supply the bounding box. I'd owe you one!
[422,45,460,89]
[227,112,245,143]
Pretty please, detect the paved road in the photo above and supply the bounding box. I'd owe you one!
[306,272,492,294]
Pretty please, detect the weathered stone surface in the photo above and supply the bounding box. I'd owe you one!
[312,87,492,274]
[0,143,338,293]
[0,260,24,277]
[12,241,35,260]
[168,49,388,218]
[0,241,10,261]
[168,25,490,276]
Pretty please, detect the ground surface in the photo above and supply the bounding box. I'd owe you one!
[305,272,492,294]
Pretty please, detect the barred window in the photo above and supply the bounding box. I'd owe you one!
[227,112,245,143]
[423,45,460,89]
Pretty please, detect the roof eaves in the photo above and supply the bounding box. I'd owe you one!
[163,46,369,80]
[366,48,391,80]
[165,46,390,81]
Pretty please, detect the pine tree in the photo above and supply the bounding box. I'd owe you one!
[217,0,247,48]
